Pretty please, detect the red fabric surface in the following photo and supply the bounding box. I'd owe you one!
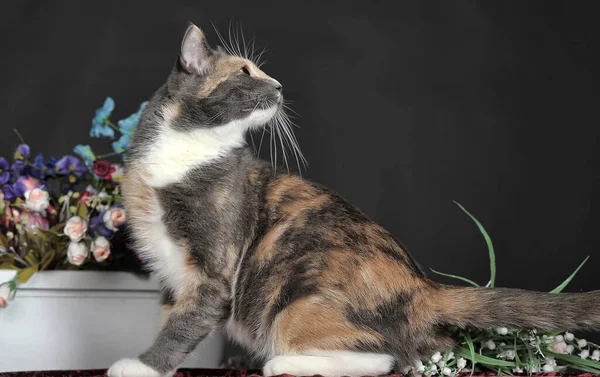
[1,370,597,377]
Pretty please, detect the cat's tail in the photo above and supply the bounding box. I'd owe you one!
[434,285,600,331]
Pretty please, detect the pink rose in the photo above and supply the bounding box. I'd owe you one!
[103,207,126,231]
[24,188,50,213]
[67,242,89,266]
[21,177,39,192]
[91,236,111,262]
[27,213,49,230]
[64,216,88,242]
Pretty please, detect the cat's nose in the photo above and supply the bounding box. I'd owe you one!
[270,78,283,92]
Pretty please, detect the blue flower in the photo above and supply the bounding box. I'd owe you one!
[90,97,115,138]
[73,145,96,171]
[90,212,114,239]
[117,101,148,135]
[0,157,10,185]
[45,156,59,170]
[29,154,45,179]
[14,144,30,160]
[112,134,131,154]
[54,155,87,176]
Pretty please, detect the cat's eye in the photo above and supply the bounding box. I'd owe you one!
[240,66,250,75]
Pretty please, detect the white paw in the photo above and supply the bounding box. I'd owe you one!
[263,356,301,377]
[107,358,163,377]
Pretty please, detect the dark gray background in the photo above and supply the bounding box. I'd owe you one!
[2,0,599,346]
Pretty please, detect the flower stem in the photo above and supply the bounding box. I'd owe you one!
[13,129,27,145]
[96,151,122,159]
[106,120,120,132]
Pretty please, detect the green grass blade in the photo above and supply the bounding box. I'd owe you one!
[456,347,517,367]
[564,364,600,374]
[547,351,600,372]
[550,256,589,293]
[464,333,477,374]
[430,269,480,287]
[453,201,496,287]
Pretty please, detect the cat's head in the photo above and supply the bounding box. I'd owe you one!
[162,23,283,131]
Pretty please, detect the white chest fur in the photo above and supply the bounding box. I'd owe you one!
[142,104,279,188]
[141,199,189,296]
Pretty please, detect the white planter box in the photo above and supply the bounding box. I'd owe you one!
[0,270,226,373]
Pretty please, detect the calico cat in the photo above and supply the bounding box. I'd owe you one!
[107,23,600,377]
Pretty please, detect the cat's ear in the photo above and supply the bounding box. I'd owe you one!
[180,24,212,75]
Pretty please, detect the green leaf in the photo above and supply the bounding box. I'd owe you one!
[547,351,600,373]
[78,204,88,218]
[456,347,517,367]
[23,251,39,266]
[464,333,477,373]
[454,201,496,287]
[567,364,600,375]
[40,250,56,271]
[550,256,589,293]
[430,268,480,287]
[17,265,38,283]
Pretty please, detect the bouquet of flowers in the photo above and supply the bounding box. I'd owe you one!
[408,203,600,376]
[0,97,149,308]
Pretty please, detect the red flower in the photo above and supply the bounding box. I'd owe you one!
[93,159,116,180]
[79,191,94,206]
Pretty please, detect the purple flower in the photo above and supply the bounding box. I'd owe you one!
[0,158,9,185]
[11,159,25,176]
[29,154,45,179]
[2,185,17,201]
[89,212,114,239]
[54,155,87,176]
[14,144,30,160]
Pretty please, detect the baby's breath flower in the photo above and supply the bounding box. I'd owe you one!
[497,351,516,360]
[505,350,515,360]
[578,339,588,348]
[496,327,509,335]
[424,364,438,376]
[431,352,442,363]
[545,357,557,367]
[542,365,555,372]
[554,335,564,343]
[415,360,426,373]
[579,349,590,359]
[565,332,574,341]
[553,341,568,354]
[456,358,467,370]
[591,350,600,361]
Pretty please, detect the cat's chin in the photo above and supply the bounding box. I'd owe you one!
[245,103,280,130]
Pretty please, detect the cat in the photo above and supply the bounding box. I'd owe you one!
[107,23,600,377]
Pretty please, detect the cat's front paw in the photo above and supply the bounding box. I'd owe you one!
[107,358,164,377]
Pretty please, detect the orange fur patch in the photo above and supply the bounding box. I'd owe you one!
[272,295,383,353]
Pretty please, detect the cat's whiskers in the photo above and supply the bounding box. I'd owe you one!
[213,22,267,67]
